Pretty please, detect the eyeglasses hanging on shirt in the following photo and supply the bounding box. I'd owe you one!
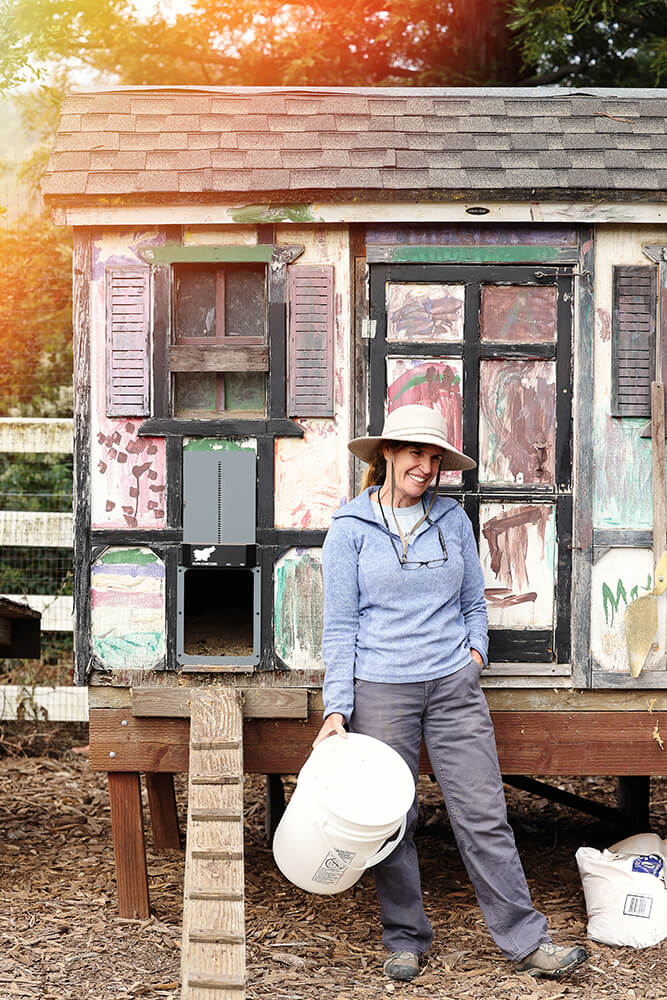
[377,493,449,570]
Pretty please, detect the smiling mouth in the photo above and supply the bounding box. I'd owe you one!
[408,473,429,484]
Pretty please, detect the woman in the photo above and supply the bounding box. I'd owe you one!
[314,404,587,983]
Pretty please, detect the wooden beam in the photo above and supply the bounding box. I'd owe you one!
[145,773,181,850]
[170,345,268,373]
[0,417,73,454]
[89,709,667,776]
[131,687,308,719]
[366,245,579,265]
[140,244,273,265]
[59,202,667,228]
[108,772,150,919]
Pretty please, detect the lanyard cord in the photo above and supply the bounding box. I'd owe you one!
[378,457,442,562]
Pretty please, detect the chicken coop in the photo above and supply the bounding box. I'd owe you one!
[43,85,667,999]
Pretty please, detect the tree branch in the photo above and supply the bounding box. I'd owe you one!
[519,62,581,86]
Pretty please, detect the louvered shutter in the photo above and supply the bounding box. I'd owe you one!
[288,265,334,417]
[105,267,151,417]
[611,265,657,417]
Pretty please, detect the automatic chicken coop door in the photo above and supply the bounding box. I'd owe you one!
[177,448,260,668]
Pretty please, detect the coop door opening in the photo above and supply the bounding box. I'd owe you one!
[177,566,260,669]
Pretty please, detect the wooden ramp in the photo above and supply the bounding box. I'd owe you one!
[181,690,245,1000]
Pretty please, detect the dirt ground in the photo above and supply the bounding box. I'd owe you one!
[0,723,666,1000]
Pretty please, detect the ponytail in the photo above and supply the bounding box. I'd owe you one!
[359,442,399,493]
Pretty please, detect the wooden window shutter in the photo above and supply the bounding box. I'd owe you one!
[105,267,151,417]
[288,265,334,417]
[611,265,657,417]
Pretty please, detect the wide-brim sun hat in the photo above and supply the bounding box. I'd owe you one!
[348,404,476,471]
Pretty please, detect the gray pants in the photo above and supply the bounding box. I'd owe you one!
[349,660,549,961]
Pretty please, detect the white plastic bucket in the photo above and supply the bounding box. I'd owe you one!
[272,732,415,895]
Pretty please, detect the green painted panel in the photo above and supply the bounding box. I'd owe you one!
[388,245,568,264]
[99,548,159,565]
[230,205,321,224]
[141,244,274,265]
[93,632,164,669]
[184,437,256,452]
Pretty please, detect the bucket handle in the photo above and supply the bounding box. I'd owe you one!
[321,815,407,872]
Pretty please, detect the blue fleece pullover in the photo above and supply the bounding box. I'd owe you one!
[321,486,489,722]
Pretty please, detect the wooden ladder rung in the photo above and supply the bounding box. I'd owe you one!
[188,929,245,944]
[192,849,243,861]
[189,889,244,901]
[191,775,242,786]
[188,975,245,990]
[191,740,241,751]
[191,809,243,822]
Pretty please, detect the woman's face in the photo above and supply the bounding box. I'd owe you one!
[382,442,445,505]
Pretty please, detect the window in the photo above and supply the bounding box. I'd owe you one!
[171,263,268,419]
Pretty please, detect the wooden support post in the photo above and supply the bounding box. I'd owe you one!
[616,776,651,836]
[108,772,150,919]
[264,774,286,843]
[146,773,182,850]
[182,691,245,1000]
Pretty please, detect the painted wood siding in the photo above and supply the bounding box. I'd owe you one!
[611,265,657,417]
[105,268,151,417]
[287,265,334,417]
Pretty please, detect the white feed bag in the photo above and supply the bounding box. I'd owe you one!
[576,835,667,949]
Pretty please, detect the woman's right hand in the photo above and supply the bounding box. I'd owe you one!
[312,712,347,748]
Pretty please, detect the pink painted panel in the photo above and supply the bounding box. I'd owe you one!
[91,418,167,529]
[480,285,557,343]
[479,360,555,486]
[386,283,464,342]
[386,357,463,485]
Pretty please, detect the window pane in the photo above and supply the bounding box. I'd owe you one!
[224,372,266,412]
[386,283,464,342]
[174,267,216,340]
[479,360,556,485]
[386,356,463,485]
[479,502,556,628]
[174,373,220,415]
[225,265,266,339]
[480,285,557,342]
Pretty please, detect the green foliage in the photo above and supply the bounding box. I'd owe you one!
[0,453,72,510]
[510,1,667,86]
[0,213,72,417]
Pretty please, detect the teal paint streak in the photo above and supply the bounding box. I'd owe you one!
[184,437,255,453]
[594,413,654,529]
[99,548,158,565]
[274,552,323,666]
[389,245,564,265]
[230,204,322,224]
[140,244,274,265]
[93,631,165,669]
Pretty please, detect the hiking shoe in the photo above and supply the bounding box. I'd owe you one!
[515,942,588,978]
[383,950,420,981]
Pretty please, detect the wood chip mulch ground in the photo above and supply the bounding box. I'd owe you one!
[0,722,665,1000]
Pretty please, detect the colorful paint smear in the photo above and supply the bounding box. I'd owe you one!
[593,413,653,530]
[479,360,556,485]
[91,419,167,529]
[479,503,556,628]
[274,418,348,530]
[91,547,165,670]
[386,283,464,342]
[591,548,665,673]
[274,548,323,671]
[386,357,463,485]
[480,285,558,342]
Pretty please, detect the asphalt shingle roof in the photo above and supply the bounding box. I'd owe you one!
[42,86,667,204]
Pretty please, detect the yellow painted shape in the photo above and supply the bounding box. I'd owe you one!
[625,595,658,677]
[652,551,667,596]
